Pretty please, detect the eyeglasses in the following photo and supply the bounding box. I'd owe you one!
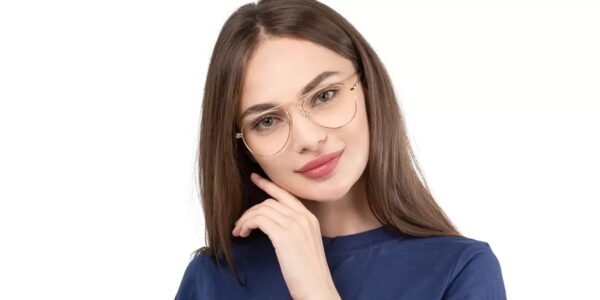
[235,71,360,157]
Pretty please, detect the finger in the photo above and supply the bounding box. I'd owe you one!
[233,198,296,231]
[235,203,292,237]
[237,212,284,242]
[242,197,297,220]
[250,173,308,213]
[260,198,298,218]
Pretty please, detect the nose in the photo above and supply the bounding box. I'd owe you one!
[287,104,326,153]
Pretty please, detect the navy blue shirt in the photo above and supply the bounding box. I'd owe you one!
[175,225,506,299]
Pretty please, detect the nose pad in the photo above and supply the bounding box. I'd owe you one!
[295,102,310,118]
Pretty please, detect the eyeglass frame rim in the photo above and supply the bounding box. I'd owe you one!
[234,70,362,157]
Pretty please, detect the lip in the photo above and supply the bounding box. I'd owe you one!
[295,149,344,173]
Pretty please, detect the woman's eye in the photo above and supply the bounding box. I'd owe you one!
[252,116,280,130]
[313,89,338,105]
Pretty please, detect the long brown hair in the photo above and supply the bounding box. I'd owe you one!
[193,0,462,285]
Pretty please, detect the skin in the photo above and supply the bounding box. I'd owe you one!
[232,36,382,299]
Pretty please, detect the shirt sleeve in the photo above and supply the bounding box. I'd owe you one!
[442,242,507,300]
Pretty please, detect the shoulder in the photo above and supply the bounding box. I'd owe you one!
[419,235,507,300]
[395,233,500,262]
[175,239,268,299]
[404,234,503,276]
[174,250,218,300]
[437,236,503,281]
[398,234,507,299]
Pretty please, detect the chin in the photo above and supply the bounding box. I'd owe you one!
[293,178,351,202]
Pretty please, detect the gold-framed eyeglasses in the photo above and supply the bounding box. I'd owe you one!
[235,71,361,157]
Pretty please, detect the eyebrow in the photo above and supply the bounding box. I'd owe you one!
[238,71,340,123]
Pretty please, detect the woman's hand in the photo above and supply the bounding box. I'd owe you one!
[232,172,341,300]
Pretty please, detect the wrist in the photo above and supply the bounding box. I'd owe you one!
[311,287,340,300]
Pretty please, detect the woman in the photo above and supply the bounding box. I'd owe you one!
[176,0,506,299]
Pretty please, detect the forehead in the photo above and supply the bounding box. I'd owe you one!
[240,37,353,111]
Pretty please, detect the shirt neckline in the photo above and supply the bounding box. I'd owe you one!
[244,224,405,256]
[320,225,403,255]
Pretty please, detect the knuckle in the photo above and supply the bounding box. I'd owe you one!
[256,205,267,214]
[264,198,277,205]
[258,204,274,214]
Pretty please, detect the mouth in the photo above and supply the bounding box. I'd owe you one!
[295,149,344,179]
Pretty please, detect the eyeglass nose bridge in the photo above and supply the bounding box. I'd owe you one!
[284,99,312,124]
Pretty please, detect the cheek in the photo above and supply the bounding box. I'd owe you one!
[350,96,371,168]
[253,158,290,183]
[360,104,370,149]
[350,94,370,149]
[327,95,369,180]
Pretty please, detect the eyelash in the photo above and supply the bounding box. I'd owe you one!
[251,88,340,130]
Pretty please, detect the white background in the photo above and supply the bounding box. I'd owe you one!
[1,0,598,299]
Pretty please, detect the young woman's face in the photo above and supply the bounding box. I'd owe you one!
[238,36,370,202]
